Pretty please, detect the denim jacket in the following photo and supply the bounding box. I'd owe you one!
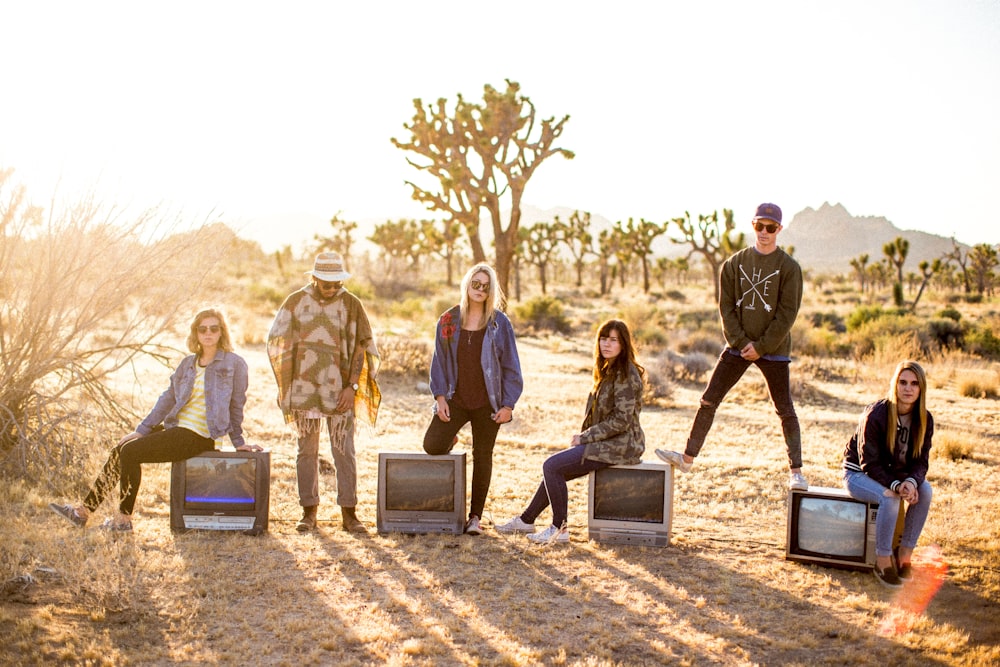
[428,306,523,413]
[137,350,248,448]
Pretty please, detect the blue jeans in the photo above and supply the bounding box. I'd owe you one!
[844,470,933,557]
[520,445,608,529]
[686,350,802,468]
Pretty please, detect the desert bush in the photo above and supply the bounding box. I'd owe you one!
[933,431,977,461]
[676,330,723,356]
[662,289,686,302]
[964,325,1000,360]
[937,306,962,322]
[927,318,964,349]
[0,171,229,480]
[845,305,889,331]
[247,282,287,309]
[675,308,718,331]
[512,296,571,334]
[807,310,846,333]
[377,335,432,377]
[641,353,676,403]
[957,373,999,400]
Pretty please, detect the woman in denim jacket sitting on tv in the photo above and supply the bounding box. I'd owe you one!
[50,307,259,532]
[843,359,934,588]
[497,319,645,543]
[423,263,523,536]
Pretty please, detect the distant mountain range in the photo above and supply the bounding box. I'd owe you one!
[241,202,970,276]
[780,202,967,274]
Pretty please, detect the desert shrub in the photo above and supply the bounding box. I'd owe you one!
[662,289,686,302]
[808,311,846,333]
[647,349,714,384]
[964,294,983,304]
[937,306,962,322]
[846,305,888,331]
[513,296,571,334]
[388,297,431,321]
[641,353,675,403]
[933,432,976,461]
[0,172,230,479]
[676,330,723,356]
[794,326,850,357]
[927,318,964,349]
[377,336,431,377]
[957,373,999,400]
[846,312,932,359]
[247,282,287,308]
[964,326,1000,360]
[675,309,718,331]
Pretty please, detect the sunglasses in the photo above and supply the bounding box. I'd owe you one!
[753,221,780,233]
[197,325,221,334]
[470,279,490,292]
[316,280,341,290]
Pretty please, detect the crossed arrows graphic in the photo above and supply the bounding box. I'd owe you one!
[736,265,779,312]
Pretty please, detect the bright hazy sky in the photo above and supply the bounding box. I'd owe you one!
[3,1,998,252]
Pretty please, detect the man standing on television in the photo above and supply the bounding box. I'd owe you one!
[267,251,381,532]
[656,203,808,491]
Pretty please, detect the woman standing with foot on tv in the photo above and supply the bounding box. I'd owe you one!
[497,319,645,543]
[50,307,258,532]
[843,360,934,588]
[423,264,523,535]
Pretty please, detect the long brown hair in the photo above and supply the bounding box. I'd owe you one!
[592,319,644,388]
[186,307,234,354]
[886,359,928,460]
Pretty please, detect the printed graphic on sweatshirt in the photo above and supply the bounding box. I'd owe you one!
[737,264,780,312]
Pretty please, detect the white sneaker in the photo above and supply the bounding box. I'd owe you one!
[464,516,483,535]
[788,471,809,491]
[495,516,535,534]
[655,449,693,473]
[526,524,569,544]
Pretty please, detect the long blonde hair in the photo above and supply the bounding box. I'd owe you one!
[886,359,928,460]
[459,263,505,328]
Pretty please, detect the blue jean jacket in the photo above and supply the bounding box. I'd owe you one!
[428,306,523,413]
[138,350,248,448]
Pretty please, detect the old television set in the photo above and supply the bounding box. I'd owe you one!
[785,486,877,570]
[170,449,271,535]
[377,452,466,535]
[587,461,673,546]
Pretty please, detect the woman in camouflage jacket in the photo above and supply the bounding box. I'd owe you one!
[496,319,645,543]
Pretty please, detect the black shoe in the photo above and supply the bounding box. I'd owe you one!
[897,563,913,581]
[873,563,903,589]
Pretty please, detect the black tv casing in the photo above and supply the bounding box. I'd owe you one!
[170,449,270,535]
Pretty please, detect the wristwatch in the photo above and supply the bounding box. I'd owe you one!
[351,383,359,392]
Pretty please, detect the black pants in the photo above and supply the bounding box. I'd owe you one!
[422,402,501,520]
[84,427,214,515]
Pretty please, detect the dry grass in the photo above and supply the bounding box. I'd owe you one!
[2,290,1000,666]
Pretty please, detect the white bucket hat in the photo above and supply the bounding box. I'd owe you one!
[306,251,351,282]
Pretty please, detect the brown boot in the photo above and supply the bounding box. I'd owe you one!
[341,506,366,533]
[296,505,318,532]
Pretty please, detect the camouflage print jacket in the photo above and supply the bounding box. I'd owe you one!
[579,361,645,465]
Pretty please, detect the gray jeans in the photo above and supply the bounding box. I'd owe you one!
[296,413,356,507]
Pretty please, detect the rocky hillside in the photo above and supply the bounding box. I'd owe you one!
[780,202,966,274]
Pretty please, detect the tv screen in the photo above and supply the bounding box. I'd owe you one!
[593,466,665,523]
[384,458,457,512]
[588,461,673,546]
[785,487,876,569]
[377,452,466,535]
[183,455,257,512]
[170,450,270,534]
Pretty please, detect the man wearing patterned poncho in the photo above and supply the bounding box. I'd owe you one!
[267,251,381,532]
